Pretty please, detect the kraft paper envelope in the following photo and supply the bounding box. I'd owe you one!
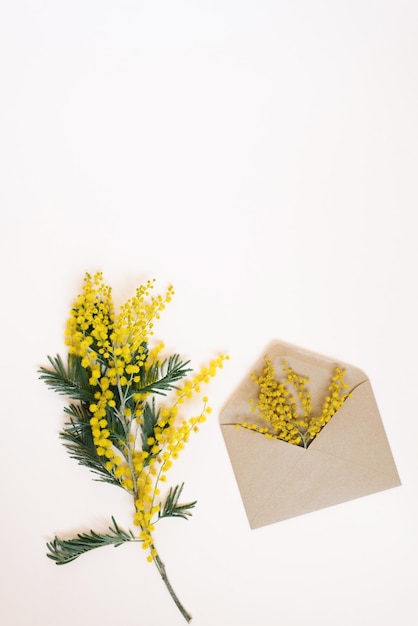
[220,341,401,529]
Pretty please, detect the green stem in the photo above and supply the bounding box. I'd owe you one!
[299,431,309,448]
[125,441,138,500]
[153,551,192,623]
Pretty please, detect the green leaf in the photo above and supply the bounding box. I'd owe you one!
[46,517,139,565]
[61,403,122,488]
[135,354,192,397]
[38,354,95,403]
[158,484,196,521]
[140,399,160,453]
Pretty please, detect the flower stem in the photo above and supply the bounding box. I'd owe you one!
[153,551,192,623]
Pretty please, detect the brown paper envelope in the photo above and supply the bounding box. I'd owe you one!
[220,341,401,529]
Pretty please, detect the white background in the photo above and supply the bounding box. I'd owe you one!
[1,1,417,625]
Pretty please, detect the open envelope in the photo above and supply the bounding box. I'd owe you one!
[219,341,401,529]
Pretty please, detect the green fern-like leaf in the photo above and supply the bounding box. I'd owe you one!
[158,484,196,520]
[61,404,122,488]
[134,354,192,397]
[38,354,95,403]
[46,517,139,565]
[140,398,160,452]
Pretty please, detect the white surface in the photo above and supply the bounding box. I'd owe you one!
[1,2,417,625]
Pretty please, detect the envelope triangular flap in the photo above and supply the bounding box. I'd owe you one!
[221,425,304,522]
[220,340,401,529]
[248,445,395,529]
[310,380,400,480]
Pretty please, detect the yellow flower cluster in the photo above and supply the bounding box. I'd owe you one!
[175,356,227,402]
[132,359,228,558]
[239,358,350,448]
[305,367,350,441]
[64,272,228,562]
[65,272,114,364]
[66,272,172,378]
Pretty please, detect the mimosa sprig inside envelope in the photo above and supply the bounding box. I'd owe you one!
[220,340,400,529]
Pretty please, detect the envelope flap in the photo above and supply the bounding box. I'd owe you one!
[220,424,304,522]
[247,446,399,528]
[310,380,400,480]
